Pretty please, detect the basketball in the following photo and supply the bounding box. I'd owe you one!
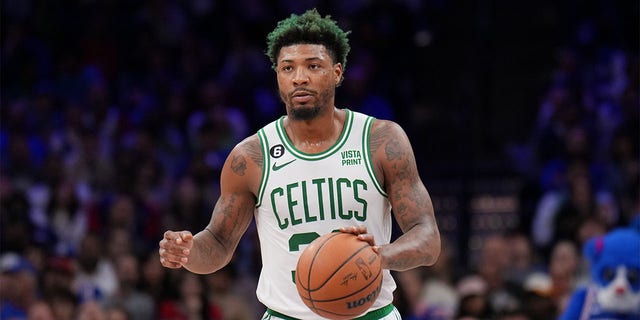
[295,232,383,320]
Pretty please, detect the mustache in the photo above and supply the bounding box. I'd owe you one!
[289,88,317,98]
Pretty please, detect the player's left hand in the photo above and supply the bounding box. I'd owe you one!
[339,225,379,253]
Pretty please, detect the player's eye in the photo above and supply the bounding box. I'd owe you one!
[627,268,639,286]
[309,64,320,70]
[281,65,293,72]
[601,267,616,282]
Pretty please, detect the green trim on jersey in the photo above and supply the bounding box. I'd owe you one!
[265,304,395,320]
[363,116,387,197]
[256,129,271,208]
[276,109,354,161]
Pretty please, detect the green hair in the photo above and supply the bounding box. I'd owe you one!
[266,9,351,73]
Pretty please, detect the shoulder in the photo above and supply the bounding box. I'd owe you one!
[222,134,263,195]
[231,134,263,169]
[368,119,412,156]
[369,118,405,136]
[366,118,419,185]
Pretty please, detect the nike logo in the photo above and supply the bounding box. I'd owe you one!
[272,159,296,171]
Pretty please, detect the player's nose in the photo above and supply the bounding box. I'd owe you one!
[293,69,309,86]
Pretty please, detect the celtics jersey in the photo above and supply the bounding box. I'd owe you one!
[254,109,395,319]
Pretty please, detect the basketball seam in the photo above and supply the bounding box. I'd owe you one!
[308,277,383,318]
[297,233,342,290]
[306,232,343,312]
[305,267,382,302]
[308,241,373,292]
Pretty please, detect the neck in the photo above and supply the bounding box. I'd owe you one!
[284,107,345,153]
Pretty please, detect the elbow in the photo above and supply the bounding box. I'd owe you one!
[424,232,441,266]
[421,227,441,267]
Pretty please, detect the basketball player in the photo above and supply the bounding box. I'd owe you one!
[159,9,441,319]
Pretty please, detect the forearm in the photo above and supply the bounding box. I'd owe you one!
[379,222,440,271]
[183,229,232,274]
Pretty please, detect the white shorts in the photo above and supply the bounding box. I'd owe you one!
[261,304,402,320]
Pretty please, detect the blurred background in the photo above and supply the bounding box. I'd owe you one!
[1,0,638,319]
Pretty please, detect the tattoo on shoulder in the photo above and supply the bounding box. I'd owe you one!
[231,136,263,176]
[243,138,263,168]
[381,125,416,180]
[369,121,390,155]
[231,154,247,176]
[385,138,403,161]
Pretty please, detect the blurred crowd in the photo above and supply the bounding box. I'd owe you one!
[1,0,638,319]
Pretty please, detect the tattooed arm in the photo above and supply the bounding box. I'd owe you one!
[370,120,441,271]
[159,135,262,274]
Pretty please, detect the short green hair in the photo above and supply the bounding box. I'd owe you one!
[266,9,351,72]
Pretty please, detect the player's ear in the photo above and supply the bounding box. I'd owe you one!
[333,63,343,86]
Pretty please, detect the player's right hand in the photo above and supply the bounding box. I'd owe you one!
[159,230,193,269]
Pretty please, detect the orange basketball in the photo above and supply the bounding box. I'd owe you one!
[295,232,383,320]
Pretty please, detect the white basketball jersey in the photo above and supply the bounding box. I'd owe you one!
[254,109,395,319]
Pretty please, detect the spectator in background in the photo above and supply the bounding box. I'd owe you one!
[104,253,155,320]
[521,275,559,320]
[103,193,160,255]
[407,242,459,320]
[548,240,584,316]
[553,161,614,245]
[105,305,131,320]
[532,158,617,257]
[0,175,34,254]
[76,300,107,320]
[603,127,640,223]
[129,148,168,211]
[106,227,134,261]
[475,235,517,313]
[157,271,222,320]
[0,253,39,320]
[41,256,76,300]
[163,175,211,233]
[139,251,171,306]
[26,300,55,320]
[3,131,43,188]
[519,238,586,319]
[396,268,426,317]
[454,275,492,320]
[503,230,544,289]
[104,195,137,234]
[22,243,48,280]
[204,263,254,320]
[64,125,115,199]
[73,233,118,304]
[46,287,78,320]
[44,179,88,256]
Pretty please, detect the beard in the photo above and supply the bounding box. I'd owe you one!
[280,87,335,121]
[289,104,322,120]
